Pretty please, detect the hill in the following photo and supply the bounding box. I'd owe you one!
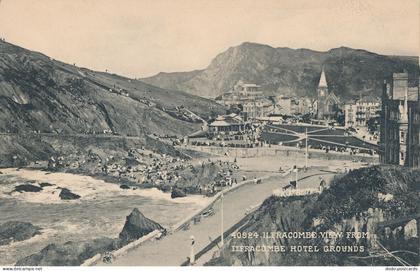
[0,40,225,137]
[206,165,419,266]
[0,40,226,168]
[141,42,419,98]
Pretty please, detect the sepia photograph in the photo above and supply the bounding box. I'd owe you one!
[0,0,419,269]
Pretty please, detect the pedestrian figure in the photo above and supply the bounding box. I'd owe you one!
[102,252,113,264]
[190,236,195,265]
[319,177,326,192]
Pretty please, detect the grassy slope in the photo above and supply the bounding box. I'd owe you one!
[0,40,225,137]
[0,40,225,166]
[207,165,419,266]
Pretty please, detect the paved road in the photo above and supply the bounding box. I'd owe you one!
[97,167,335,266]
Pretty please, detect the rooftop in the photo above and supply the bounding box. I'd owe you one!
[210,113,244,126]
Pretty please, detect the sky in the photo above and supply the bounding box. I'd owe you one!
[0,0,418,78]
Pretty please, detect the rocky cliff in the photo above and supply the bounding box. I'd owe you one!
[0,40,226,168]
[119,208,164,244]
[207,165,419,266]
[0,40,224,136]
[142,42,419,98]
[16,208,164,266]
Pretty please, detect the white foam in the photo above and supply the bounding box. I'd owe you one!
[0,168,211,206]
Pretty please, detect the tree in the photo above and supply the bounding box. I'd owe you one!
[367,116,380,133]
[334,108,345,126]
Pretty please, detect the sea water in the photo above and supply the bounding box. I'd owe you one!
[0,169,210,265]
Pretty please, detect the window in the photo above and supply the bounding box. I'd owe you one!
[400,130,405,143]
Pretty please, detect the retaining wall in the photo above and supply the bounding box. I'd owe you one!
[186,145,378,162]
[171,168,293,232]
[80,230,162,266]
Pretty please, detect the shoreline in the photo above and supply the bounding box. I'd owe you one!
[0,168,214,266]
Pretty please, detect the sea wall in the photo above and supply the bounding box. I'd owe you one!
[80,230,162,266]
[186,145,378,162]
[171,167,293,232]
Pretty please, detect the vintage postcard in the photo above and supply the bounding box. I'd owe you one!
[0,0,418,269]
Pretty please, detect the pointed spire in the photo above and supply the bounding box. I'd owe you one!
[318,67,327,88]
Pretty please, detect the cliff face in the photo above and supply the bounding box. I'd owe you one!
[16,208,164,266]
[141,42,419,98]
[207,166,420,266]
[0,40,226,167]
[208,196,319,266]
[0,40,224,137]
[119,208,164,244]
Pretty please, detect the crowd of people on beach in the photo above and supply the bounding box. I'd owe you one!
[44,144,242,197]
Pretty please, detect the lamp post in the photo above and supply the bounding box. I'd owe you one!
[305,128,309,169]
[190,235,195,265]
[220,191,224,247]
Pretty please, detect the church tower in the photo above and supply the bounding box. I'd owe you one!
[316,67,329,119]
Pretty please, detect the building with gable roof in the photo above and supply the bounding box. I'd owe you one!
[380,71,420,167]
[217,81,274,119]
[315,67,342,119]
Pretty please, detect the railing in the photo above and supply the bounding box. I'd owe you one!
[171,167,293,232]
[272,187,320,197]
[80,230,162,266]
[373,213,420,266]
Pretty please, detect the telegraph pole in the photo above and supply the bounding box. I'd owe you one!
[220,191,224,247]
[190,235,195,265]
[305,128,308,169]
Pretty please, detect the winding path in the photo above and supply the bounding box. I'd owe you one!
[96,167,335,266]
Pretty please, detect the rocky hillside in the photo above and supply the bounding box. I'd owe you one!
[207,165,419,266]
[0,40,225,137]
[142,42,419,98]
[16,208,163,266]
[142,70,202,91]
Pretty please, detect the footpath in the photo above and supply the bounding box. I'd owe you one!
[96,167,333,266]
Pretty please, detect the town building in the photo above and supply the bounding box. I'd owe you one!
[315,67,341,119]
[271,96,315,116]
[344,97,381,128]
[295,97,316,115]
[208,113,248,135]
[380,71,420,167]
[218,81,274,119]
[273,96,293,115]
[242,98,274,119]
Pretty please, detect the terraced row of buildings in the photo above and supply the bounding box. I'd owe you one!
[380,71,420,168]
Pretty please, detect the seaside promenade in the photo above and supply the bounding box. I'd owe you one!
[98,166,338,266]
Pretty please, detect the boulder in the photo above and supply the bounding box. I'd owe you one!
[59,188,81,200]
[0,221,41,246]
[118,208,164,244]
[159,184,172,193]
[39,182,54,187]
[15,237,117,266]
[119,184,130,189]
[14,184,42,193]
[171,187,186,198]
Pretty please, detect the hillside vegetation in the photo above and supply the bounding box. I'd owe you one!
[207,165,419,266]
[142,42,419,98]
[0,40,224,136]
